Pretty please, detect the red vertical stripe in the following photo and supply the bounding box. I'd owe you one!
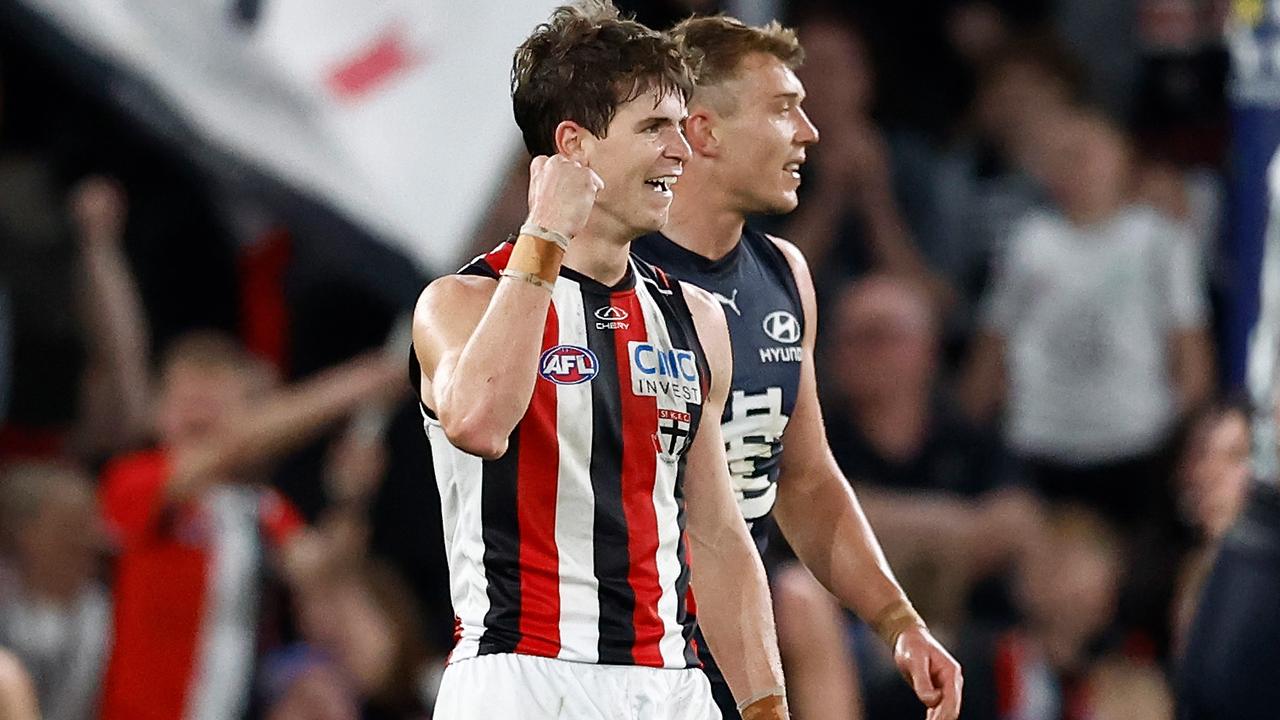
[613,291,666,666]
[994,632,1022,716]
[239,227,291,375]
[514,306,561,657]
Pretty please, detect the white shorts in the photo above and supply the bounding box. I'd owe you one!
[434,653,719,720]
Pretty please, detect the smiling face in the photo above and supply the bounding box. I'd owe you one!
[697,52,818,215]
[576,85,691,238]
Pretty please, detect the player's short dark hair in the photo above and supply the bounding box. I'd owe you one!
[511,0,693,156]
[670,15,804,91]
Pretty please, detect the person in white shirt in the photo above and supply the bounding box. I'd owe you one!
[0,463,111,720]
[961,108,1214,521]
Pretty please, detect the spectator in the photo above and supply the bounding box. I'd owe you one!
[282,427,436,719]
[961,108,1215,524]
[820,274,1037,629]
[97,330,403,720]
[911,37,1084,333]
[948,507,1173,720]
[0,462,110,720]
[1176,398,1280,719]
[0,175,152,464]
[779,14,953,314]
[1178,399,1252,541]
[1170,399,1252,650]
[70,176,153,463]
[0,131,81,460]
[260,646,360,720]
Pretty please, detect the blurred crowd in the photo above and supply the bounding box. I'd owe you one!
[0,0,1258,719]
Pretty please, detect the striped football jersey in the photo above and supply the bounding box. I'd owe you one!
[413,241,712,668]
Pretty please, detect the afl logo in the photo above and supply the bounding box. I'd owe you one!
[539,345,599,385]
[762,310,800,344]
[594,306,629,321]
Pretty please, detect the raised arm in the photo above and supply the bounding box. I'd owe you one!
[681,284,788,720]
[71,176,154,459]
[412,154,601,458]
[768,238,962,720]
[166,350,405,504]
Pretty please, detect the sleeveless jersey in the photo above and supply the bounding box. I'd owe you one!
[414,241,711,669]
[633,227,804,547]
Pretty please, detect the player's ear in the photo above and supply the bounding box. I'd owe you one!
[683,110,719,157]
[553,120,594,162]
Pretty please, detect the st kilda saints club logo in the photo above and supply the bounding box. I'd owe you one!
[539,345,599,385]
[654,408,693,457]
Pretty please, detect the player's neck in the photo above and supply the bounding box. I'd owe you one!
[663,177,745,262]
[562,218,633,287]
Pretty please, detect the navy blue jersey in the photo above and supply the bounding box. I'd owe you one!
[633,227,804,545]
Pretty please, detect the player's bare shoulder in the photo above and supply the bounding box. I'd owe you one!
[415,274,497,319]
[412,274,498,371]
[764,233,816,294]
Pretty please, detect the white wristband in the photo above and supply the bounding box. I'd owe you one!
[519,222,571,252]
[499,268,554,293]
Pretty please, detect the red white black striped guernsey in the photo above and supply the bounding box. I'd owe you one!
[413,241,711,669]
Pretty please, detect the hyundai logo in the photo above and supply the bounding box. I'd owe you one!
[762,310,801,344]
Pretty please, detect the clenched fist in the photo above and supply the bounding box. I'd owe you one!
[525,154,604,240]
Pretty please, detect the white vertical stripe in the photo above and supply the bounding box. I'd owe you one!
[187,488,258,720]
[427,417,489,662]
[550,277,601,663]
[635,272,695,667]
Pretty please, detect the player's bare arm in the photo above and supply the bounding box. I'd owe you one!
[768,236,962,720]
[682,283,789,720]
[413,154,602,458]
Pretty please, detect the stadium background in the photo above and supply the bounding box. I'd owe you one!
[0,0,1273,718]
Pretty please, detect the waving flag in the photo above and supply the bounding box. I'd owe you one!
[14,0,559,270]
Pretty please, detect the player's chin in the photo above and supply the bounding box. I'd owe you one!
[757,190,799,215]
[641,208,671,233]
[637,197,673,231]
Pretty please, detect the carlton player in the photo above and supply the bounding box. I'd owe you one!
[411,3,788,719]
[633,17,962,720]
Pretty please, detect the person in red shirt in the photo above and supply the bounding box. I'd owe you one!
[98,330,402,720]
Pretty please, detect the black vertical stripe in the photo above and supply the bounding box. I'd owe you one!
[674,454,700,668]
[477,430,522,656]
[584,291,637,664]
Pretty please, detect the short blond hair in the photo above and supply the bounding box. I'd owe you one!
[671,15,803,91]
[160,329,276,394]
